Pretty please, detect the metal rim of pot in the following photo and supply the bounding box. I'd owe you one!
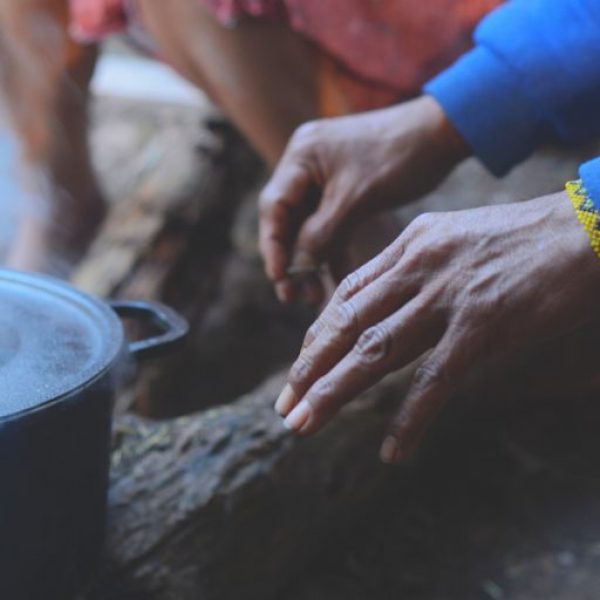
[0,268,189,422]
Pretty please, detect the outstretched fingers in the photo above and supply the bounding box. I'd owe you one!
[275,240,409,416]
[301,235,408,349]
[280,298,444,435]
[379,329,474,464]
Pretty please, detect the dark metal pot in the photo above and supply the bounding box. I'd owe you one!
[0,270,188,600]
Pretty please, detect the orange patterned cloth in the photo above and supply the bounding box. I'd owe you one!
[69,0,502,103]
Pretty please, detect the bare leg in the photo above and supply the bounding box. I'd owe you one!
[0,0,104,274]
[0,0,396,276]
[137,1,399,282]
[137,1,320,167]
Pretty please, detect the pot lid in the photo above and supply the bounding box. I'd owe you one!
[0,270,123,419]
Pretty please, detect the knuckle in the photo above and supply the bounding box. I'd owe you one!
[302,320,323,349]
[400,222,457,270]
[412,360,445,389]
[258,187,281,215]
[402,212,448,249]
[289,354,314,387]
[291,120,323,147]
[380,238,405,263]
[337,271,363,301]
[354,326,392,368]
[310,378,336,406]
[329,302,359,339]
[409,211,436,234]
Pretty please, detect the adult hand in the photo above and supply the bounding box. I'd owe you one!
[259,95,469,304]
[273,192,600,463]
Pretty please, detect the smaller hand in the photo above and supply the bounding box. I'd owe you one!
[274,192,600,463]
[259,95,469,304]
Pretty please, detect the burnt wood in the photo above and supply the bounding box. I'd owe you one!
[85,370,413,600]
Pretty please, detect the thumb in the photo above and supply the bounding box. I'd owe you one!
[259,159,315,284]
[292,185,355,270]
[285,192,355,307]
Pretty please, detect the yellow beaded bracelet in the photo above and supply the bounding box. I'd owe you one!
[566,179,600,259]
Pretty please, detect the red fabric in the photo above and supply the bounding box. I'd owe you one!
[69,0,502,94]
[69,0,127,41]
[203,0,503,92]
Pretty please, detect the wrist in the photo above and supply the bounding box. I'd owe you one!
[422,94,471,168]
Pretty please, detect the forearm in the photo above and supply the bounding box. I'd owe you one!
[424,0,600,176]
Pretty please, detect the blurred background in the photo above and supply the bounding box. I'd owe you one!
[2,4,600,600]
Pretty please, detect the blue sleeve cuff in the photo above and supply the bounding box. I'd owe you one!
[580,157,600,211]
[424,47,544,177]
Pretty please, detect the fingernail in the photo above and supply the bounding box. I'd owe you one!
[275,384,296,416]
[379,435,402,464]
[284,400,311,432]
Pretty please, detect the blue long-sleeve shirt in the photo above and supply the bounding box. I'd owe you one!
[424,0,600,207]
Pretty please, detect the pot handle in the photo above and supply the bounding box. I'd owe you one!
[109,300,189,360]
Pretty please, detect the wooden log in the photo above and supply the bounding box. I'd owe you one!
[85,368,415,600]
[73,95,311,417]
[72,90,600,600]
[74,96,261,301]
[67,93,416,600]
